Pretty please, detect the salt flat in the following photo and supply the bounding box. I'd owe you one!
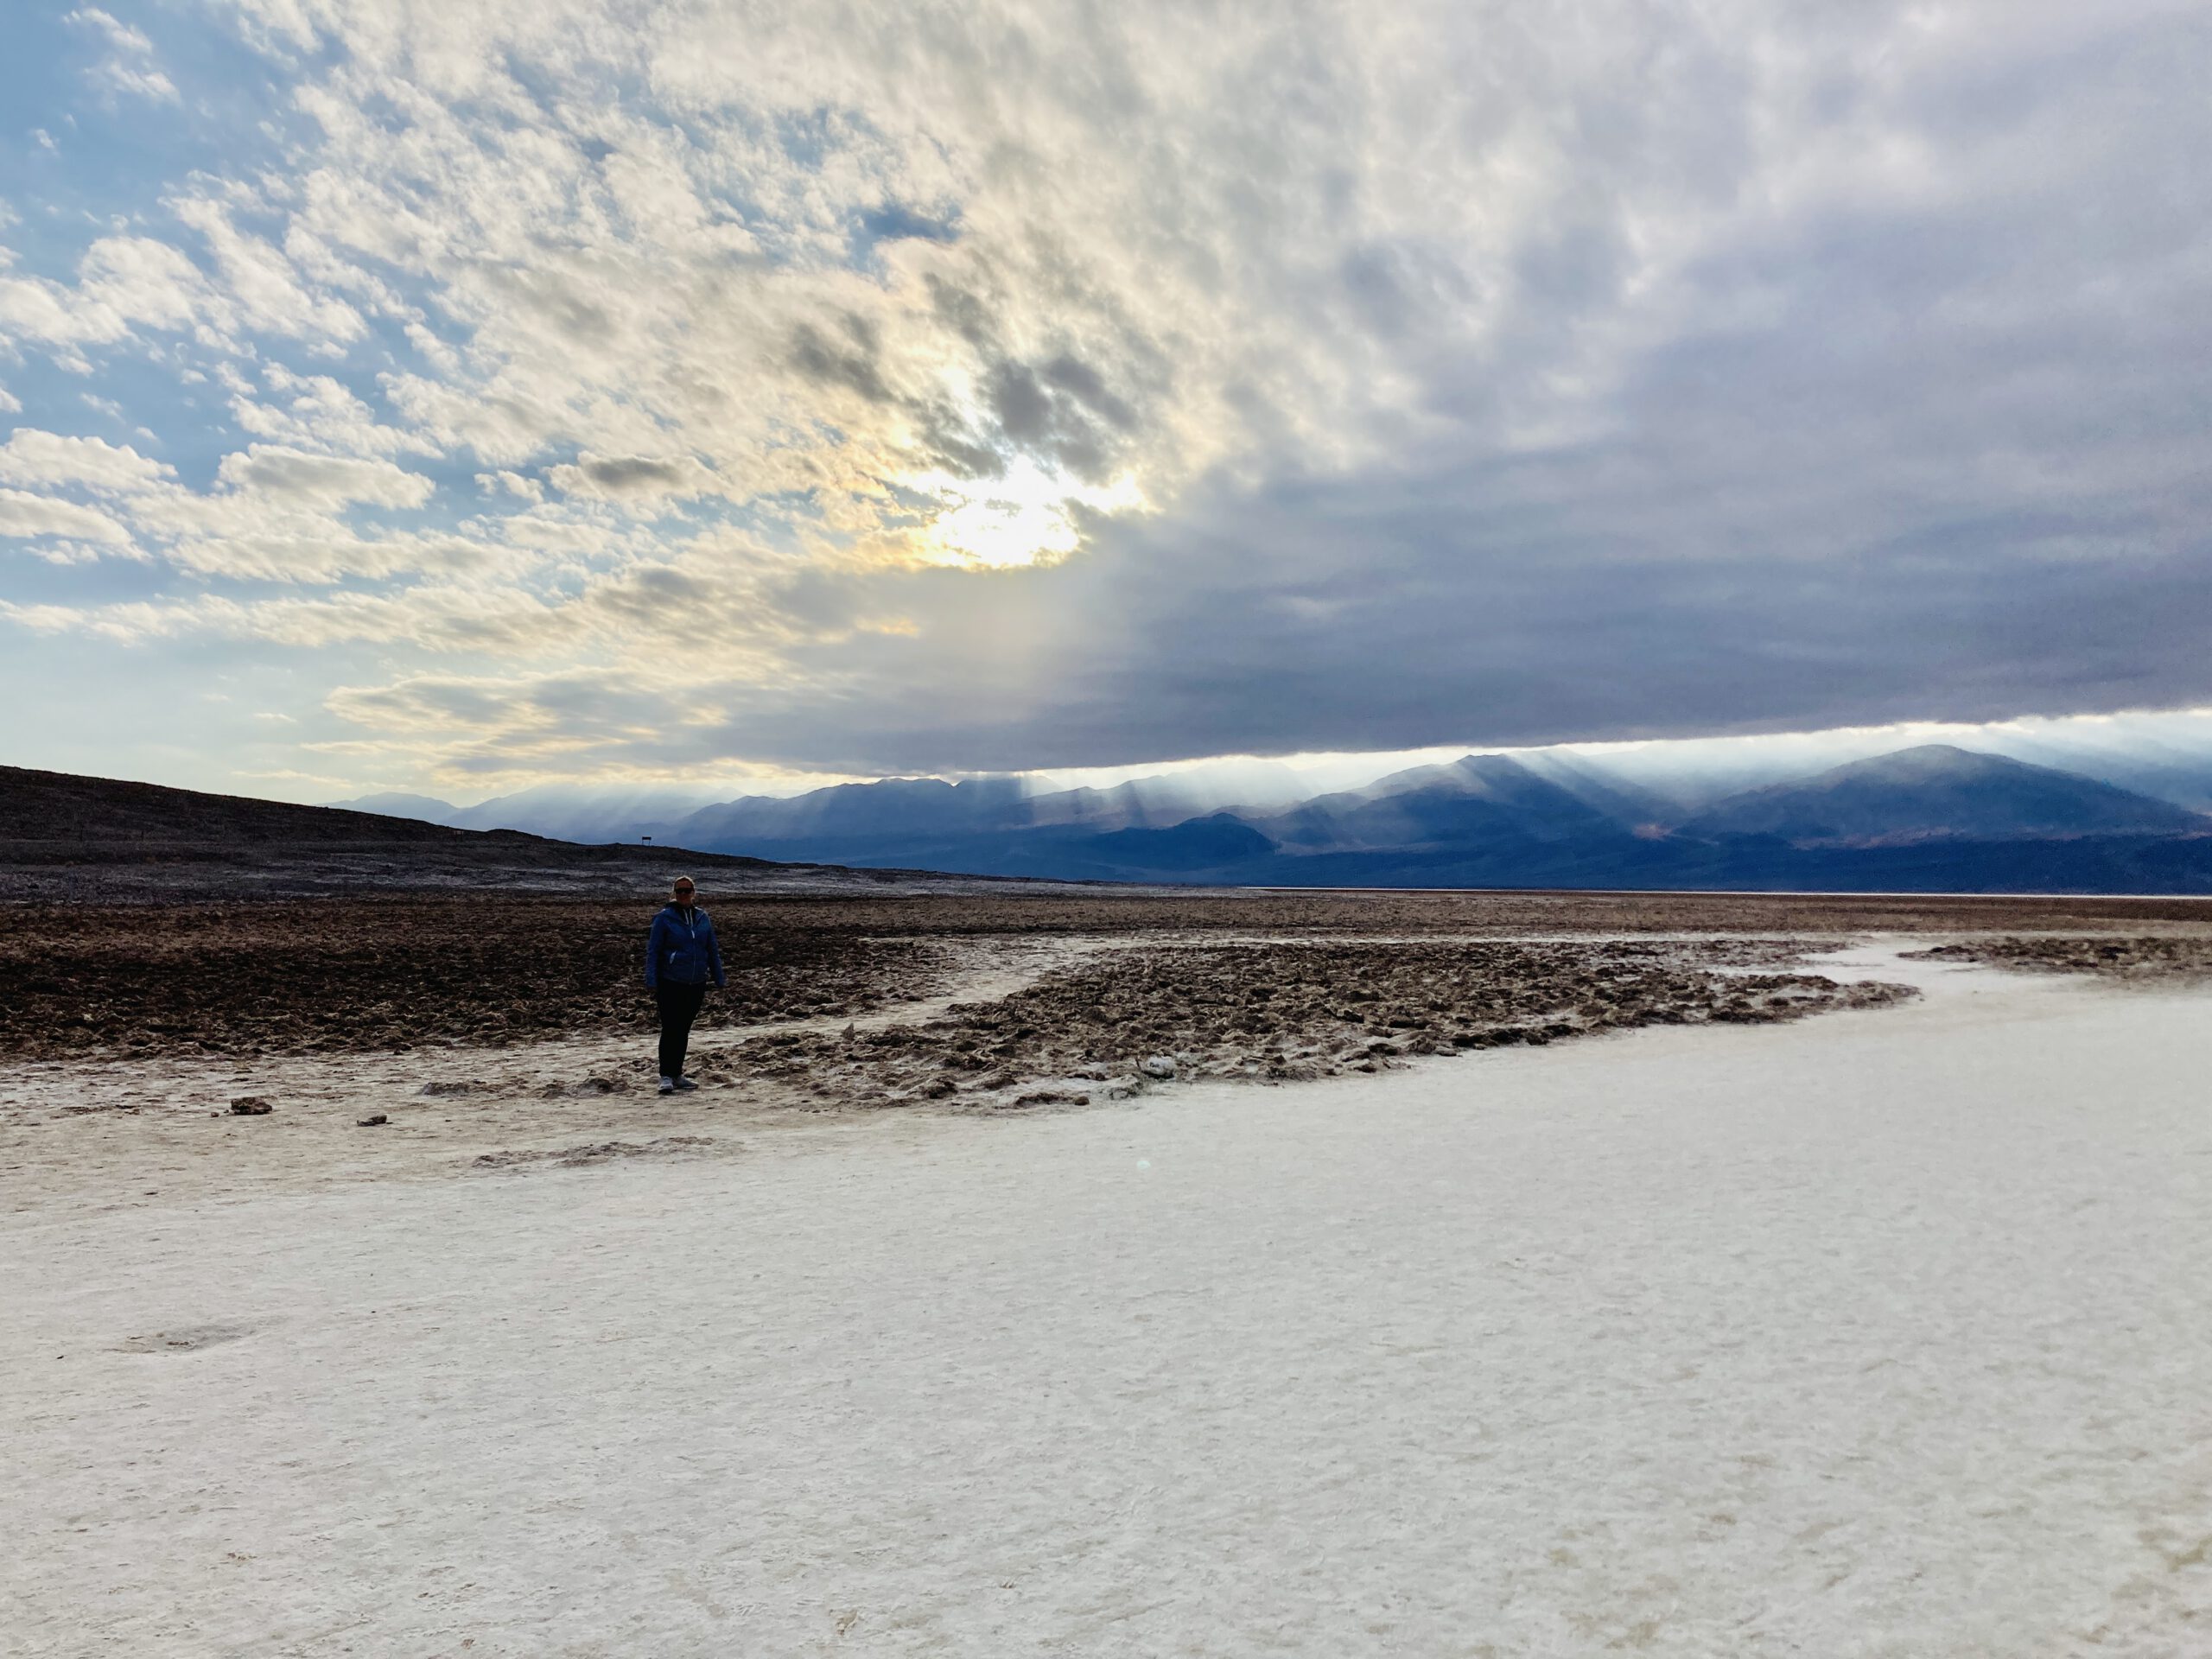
[5,949,2209,1656]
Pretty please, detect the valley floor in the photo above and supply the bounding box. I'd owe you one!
[4,942,2209,1655]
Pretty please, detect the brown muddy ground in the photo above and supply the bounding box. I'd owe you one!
[8,886,2209,1071]
[0,898,954,1063]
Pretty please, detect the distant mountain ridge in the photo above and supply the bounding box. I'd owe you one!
[323,744,2212,893]
[340,791,467,825]
[1677,745,2202,846]
[332,784,726,843]
[676,743,2212,890]
[1246,755,1620,853]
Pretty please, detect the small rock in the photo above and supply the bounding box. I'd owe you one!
[357,1114,388,1127]
[229,1096,272,1116]
[1139,1055,1177,1081]
[1011,1090,1090,1109]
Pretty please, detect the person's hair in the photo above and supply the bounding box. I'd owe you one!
[671,875,696,893]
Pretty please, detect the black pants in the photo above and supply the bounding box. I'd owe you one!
[654,981,708,1080]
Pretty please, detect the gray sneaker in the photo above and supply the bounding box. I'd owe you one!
[658,1076,677,1095]
[673,1077,699,1091]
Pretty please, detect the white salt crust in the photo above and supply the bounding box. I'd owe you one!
[5,948,2209,1655]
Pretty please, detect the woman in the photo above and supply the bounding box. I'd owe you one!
[643,876,725,1094]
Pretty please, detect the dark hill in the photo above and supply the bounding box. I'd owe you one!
[0,766,1012,900]
[0,766,498,849]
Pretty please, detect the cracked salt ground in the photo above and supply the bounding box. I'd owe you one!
[5,953,2210,1655]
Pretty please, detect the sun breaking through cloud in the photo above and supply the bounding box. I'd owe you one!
[909,461,1147,569]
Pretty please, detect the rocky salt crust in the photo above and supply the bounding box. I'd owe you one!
[697,939,1916,1109]
[1905,933,2212,980]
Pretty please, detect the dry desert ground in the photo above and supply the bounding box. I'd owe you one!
[5,887,2211,1655]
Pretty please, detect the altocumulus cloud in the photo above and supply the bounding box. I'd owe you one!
[0,0,2208,791]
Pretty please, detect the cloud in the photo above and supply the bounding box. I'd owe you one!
[479,470,544,502]
[67,7,153,55]
[89,61,180,103]
[0,430,175,493]
[67,7,181,102]
[232,366,440,458]
[0,236,212,365]
[2,0,2209,791]
[172,199,366,346]
[212,445,435,511]
[546,452,718,502]
[0,488,133,543]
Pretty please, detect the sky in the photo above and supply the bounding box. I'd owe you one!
[3,1,2209,806]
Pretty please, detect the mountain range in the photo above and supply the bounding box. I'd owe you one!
[334,745,2212,893]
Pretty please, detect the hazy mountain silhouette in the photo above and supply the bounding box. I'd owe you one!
[332,784,715,843]
[320,744,2212,892]
[1676,744,2203,846]
[335,790,466,825]
[1243,755,1625,852]
[663,745,2212,889]
[675,777,1036,847]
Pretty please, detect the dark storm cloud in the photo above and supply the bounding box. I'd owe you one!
[705,451,2212,777]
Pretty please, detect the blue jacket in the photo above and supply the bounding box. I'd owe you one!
[645,903,726,989]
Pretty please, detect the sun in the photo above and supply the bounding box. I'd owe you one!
[908,458,1144,569]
